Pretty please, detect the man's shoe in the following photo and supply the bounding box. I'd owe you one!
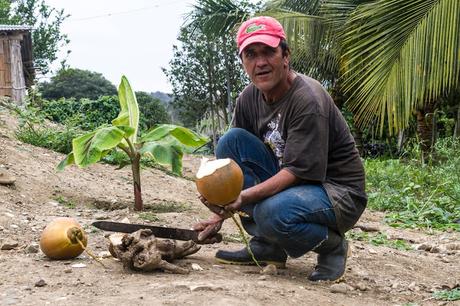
[215,237,287,268]
[308,229,349,282]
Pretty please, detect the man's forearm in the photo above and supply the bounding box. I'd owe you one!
[240,169,298,205]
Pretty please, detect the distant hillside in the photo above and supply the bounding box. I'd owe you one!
[151,91,172,105]
[150,91,180,123]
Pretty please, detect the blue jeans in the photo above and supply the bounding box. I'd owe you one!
[216,128,337,258]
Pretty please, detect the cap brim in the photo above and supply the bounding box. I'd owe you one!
[238,35,281,55]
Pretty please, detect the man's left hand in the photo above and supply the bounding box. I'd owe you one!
[223,194,244,213]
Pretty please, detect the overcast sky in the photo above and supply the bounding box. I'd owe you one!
[44,0,197,93]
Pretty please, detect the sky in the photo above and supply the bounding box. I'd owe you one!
[44,0,197,94]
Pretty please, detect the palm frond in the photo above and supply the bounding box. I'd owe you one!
[184,0,257,38]
[342,0,460,134]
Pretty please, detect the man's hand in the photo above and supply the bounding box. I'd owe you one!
[199,195,234,218]
[222,194,244,213]
[192,213,225,242]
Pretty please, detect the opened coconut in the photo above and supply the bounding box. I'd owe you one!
[195,158,244,206]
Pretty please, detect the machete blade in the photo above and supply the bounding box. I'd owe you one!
[92,221,221,244]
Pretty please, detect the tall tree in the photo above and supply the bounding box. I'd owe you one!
[3,0,69,75]
[39,68,117,100]
[163,26,246,131]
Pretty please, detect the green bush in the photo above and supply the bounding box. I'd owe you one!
[365,137,460,231]
[41,96,120,131]
[40,93,170,133]
[136,91,171,130]
[15,107,81,154]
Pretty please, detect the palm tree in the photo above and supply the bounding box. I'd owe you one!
[185,0,460,160]
[264,0,370,153]
[340,0,460,159]
[266,0,460,160]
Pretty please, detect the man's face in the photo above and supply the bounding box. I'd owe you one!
[241,42,290,98]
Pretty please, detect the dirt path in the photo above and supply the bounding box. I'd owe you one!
[0,108,459,306]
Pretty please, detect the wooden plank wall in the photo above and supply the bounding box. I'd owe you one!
[10,37,26,102]
[0,34,27,103]
[0,38,12,97]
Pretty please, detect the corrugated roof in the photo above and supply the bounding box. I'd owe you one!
[0,25,32,31]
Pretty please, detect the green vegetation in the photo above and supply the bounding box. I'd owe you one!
[433,288,460,301]
[55,196,76,209]
[39,96,120,131]
[223,233,245,243]
[365,138,460,231]
[14,106,79,154]
[346,231,412,251]
[39,68,117,101]
[138,201,190,221]
[138,212,160,223]
[148,202,191,213]
[58,76,208,211]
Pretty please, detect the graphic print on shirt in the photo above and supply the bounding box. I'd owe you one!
[263,112,285,165]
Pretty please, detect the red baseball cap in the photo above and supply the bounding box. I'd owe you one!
[236,16,286,55]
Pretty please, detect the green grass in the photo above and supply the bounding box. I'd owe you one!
[138,212,161,222]
[223,233,245,243]
[55,196,76,209]
[365,138,460,231]
[346,230,413,251]
[144,201,191,213]
[433,288,460,301]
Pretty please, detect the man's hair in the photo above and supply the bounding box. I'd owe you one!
[280,39,290,57]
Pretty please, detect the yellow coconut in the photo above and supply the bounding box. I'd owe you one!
[195,158,244,206]
[39,217,87,260]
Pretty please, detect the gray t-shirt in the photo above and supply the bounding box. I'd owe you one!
[233,73,367,233]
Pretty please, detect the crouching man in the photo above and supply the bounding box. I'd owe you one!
[194,16,367,281]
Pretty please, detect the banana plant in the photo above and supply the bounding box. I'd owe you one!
[58,76,208,211]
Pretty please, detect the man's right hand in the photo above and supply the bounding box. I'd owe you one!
[192,213,225,242]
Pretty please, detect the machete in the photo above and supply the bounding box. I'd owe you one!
[92,221,222,244]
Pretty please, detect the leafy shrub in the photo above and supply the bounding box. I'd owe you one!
[15,107,81,154]
[41,96,120,131]
[41,93,170,132]
[136,91,171,130]
[433,288,460,301]
[365,137,460,231]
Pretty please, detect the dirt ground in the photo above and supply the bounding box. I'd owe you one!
[0,107,459,306]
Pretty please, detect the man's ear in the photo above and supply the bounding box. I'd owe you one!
[283,48,291,68]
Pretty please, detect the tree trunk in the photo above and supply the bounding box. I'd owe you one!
[352,126,364,157]
[223,36,232,125]
[455,104,460,139]
[132,153,143,211]
[397,129,406,154]
[416,102,436,163]
[206,41,217,152]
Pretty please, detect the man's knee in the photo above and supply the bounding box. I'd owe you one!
[217,128,249,145]
[253,200,292,241]
[216,128,252,158]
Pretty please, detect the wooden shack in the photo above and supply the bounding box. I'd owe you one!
[0,25,34,104]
